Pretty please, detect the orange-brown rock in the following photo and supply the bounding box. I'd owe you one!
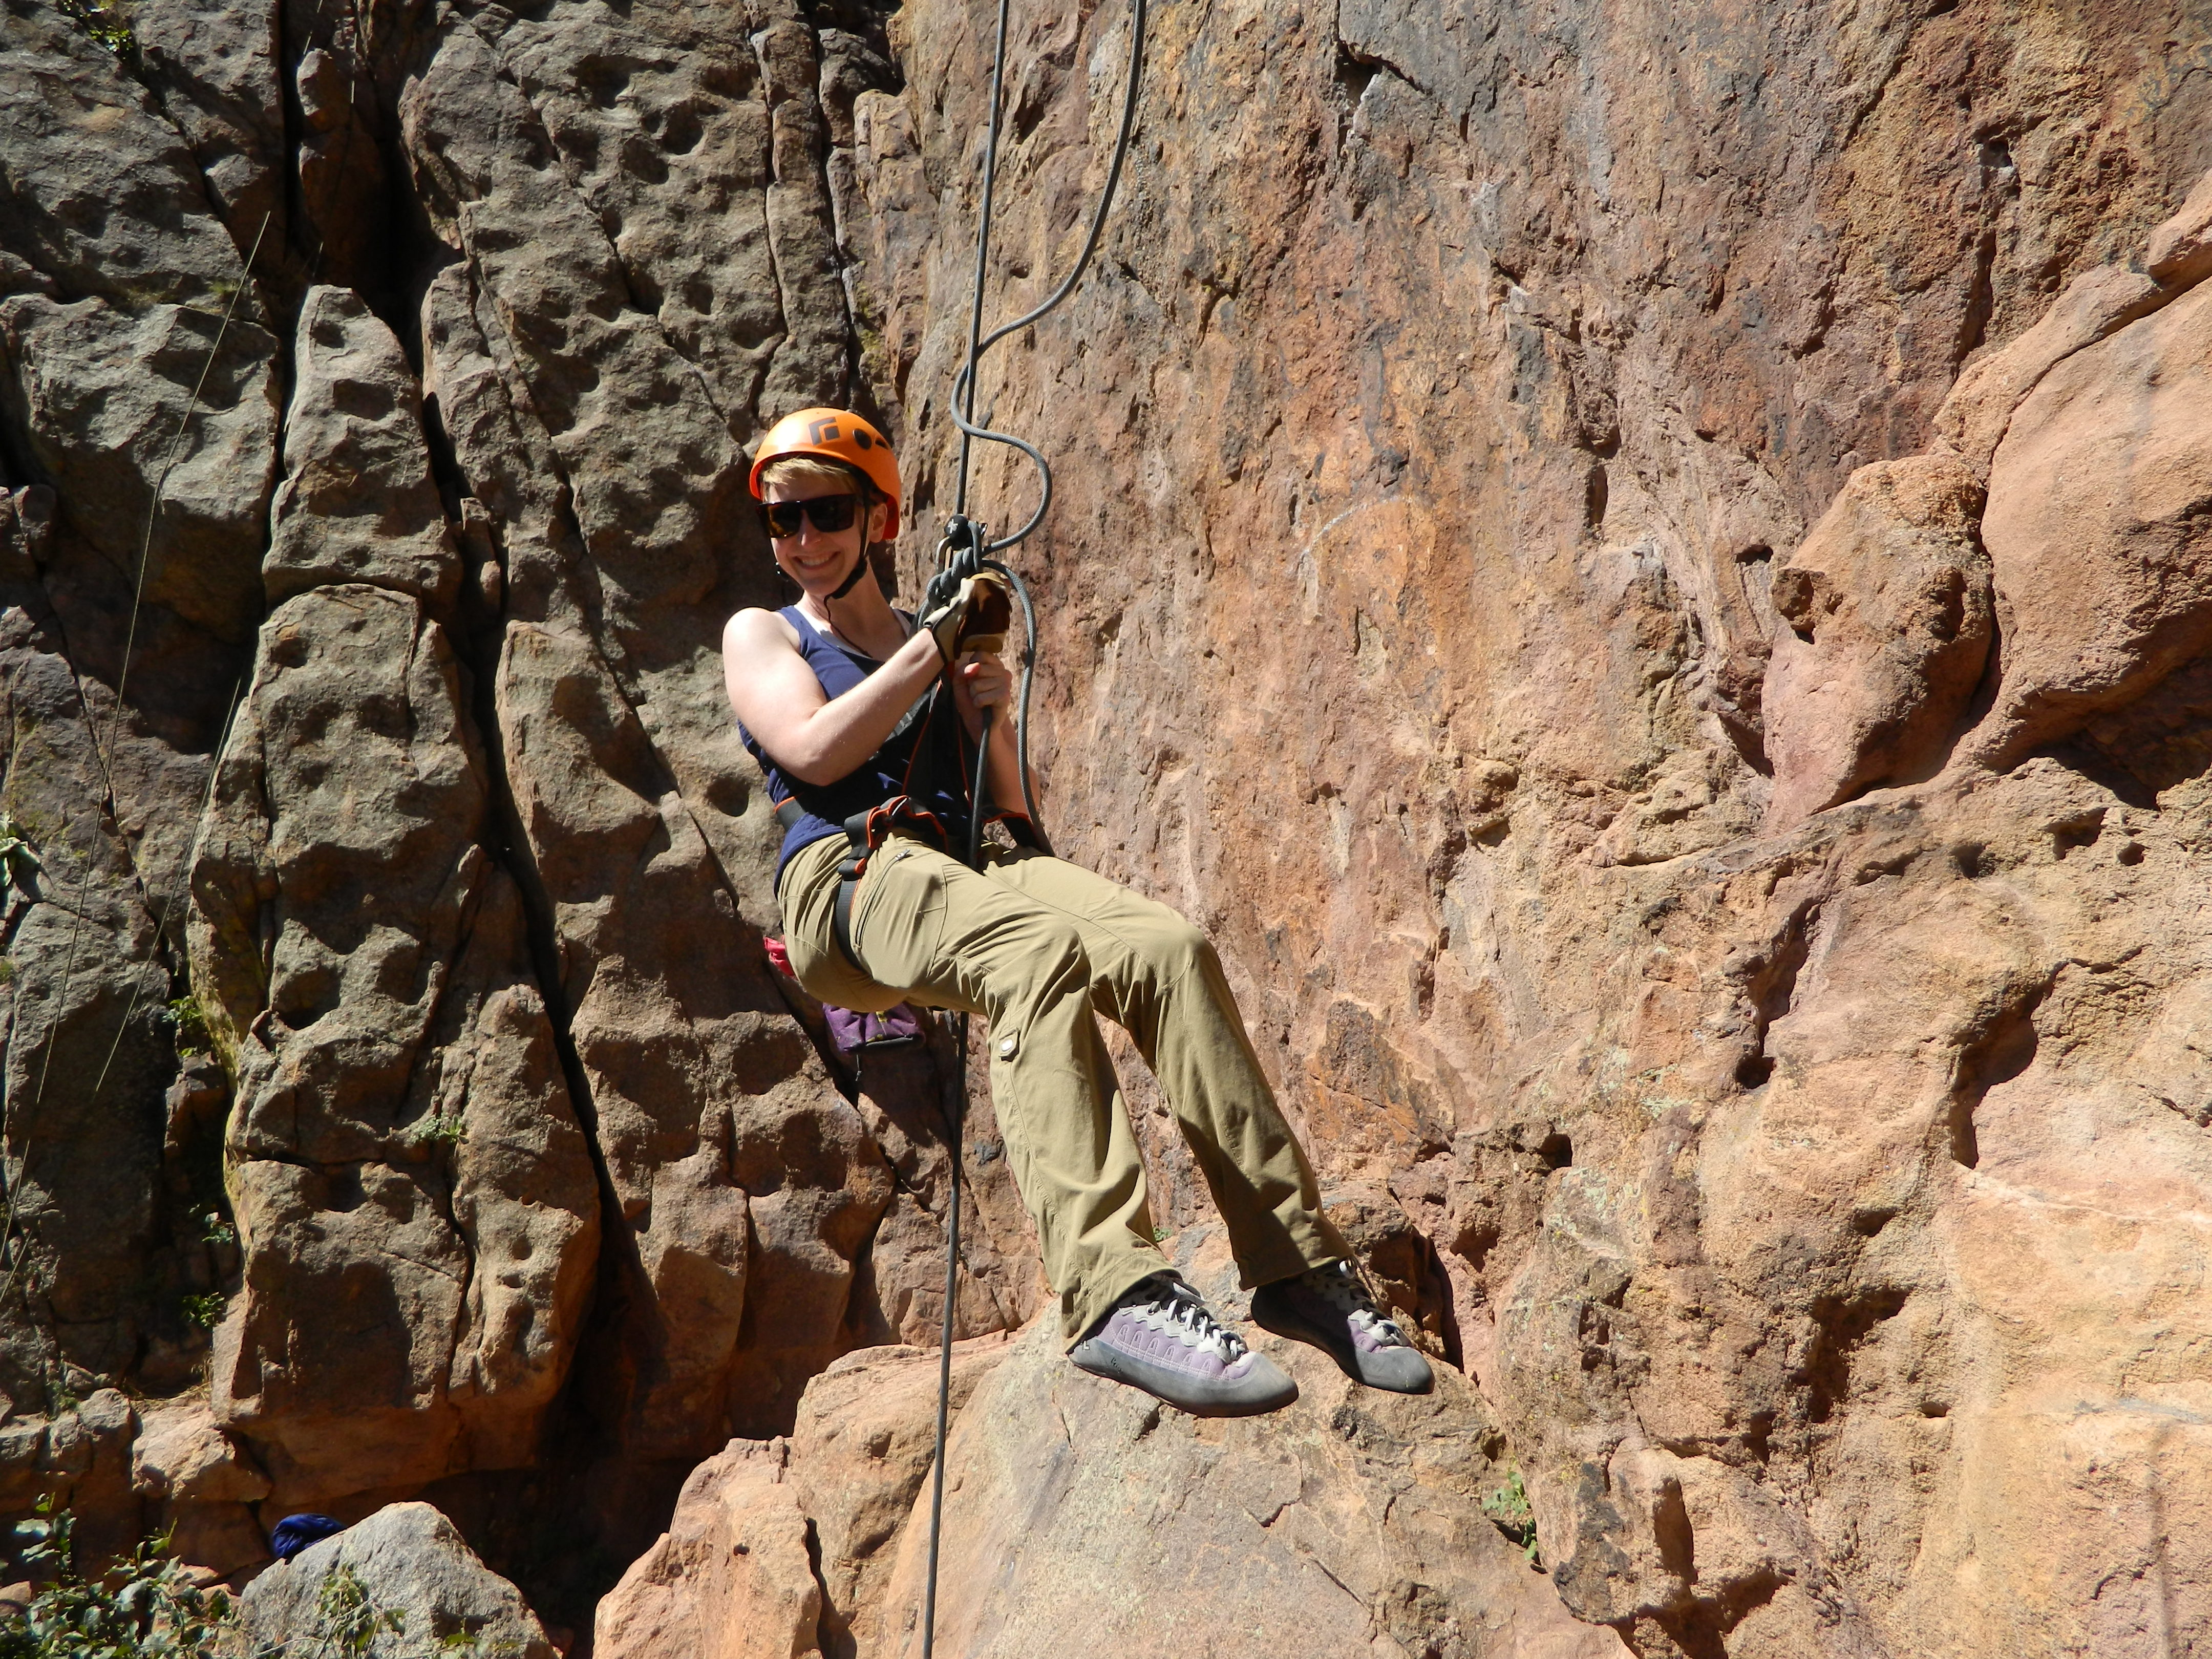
[592,1440,825,1659]
[2147,163,2212,293]
[593,1335,1012,1659]
[833,2,2212,1650]
[1963,277,2212,769]
[1761,454,1990,824]
[787,1337,1011,1652]
[607,1287,1617,1659]
[1928,263,2167,473]
[129,1399,271,1579]
[875,1300,1623,1659]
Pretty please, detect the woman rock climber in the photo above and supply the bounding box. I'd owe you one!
[722,407,1432,1416]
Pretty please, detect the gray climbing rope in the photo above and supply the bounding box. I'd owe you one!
[918,1,1148,1653]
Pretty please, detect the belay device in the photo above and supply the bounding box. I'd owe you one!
[914,0,1150,1650]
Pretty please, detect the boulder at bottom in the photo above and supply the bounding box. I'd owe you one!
[873,1312,1628,1659]
[593,1216,1623,1658]
[591,1334,1018,1659]
[240,1501,555,1657]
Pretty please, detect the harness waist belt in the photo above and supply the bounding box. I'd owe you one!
[771,795,1036,975]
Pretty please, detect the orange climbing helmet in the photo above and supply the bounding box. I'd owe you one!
[748,408,901,522]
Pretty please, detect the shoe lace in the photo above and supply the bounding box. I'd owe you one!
[1310,1261,1409,1347]
[1135,1277,1248,1363]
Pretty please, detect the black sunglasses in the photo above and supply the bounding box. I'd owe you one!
[760,494,860,538]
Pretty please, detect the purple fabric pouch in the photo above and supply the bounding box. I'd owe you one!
[824,1002,926,1058]
[764,935,924,1062]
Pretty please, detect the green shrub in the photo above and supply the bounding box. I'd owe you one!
[311,1564,402,1657]
[0,816,38,893]
[0,1499,239,1658]
[162,1000,210,1059]
[53,0,134,55]
[179,1293,225,1331]
[409,1115,466,1150]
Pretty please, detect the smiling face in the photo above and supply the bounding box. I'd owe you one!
[762,459,890,601]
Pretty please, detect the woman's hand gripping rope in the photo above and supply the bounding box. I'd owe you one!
[921,566,1013,665]
[923,567,1018,743]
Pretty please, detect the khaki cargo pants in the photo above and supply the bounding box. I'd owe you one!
[778,830,1348,1343]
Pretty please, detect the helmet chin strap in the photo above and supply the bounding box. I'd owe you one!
[827,546,877,601]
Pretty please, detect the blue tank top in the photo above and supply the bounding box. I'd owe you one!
[737,606,970,883]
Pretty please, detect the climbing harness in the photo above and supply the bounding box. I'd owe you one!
[912,0,1150,1652]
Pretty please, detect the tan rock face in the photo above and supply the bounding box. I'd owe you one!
[877,1316,1623,1659]
[2147,163,2212,291]
[607,1309,1617,1659]
[1762,454,1991,822]
[0,0,279,1442]
[593,1440,824,1659]
[129,1399,270,1578]
[1964,279,2212,768]
[786,1337,1010,1651]
[264,286,460,609]
[830,1,2212,1651]
[1927,263,2168,473]
[193,577,600,1504]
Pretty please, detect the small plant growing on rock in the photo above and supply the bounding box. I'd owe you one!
[163,997,210,1058]
[410,1114,467,1150]
[313,1563,403,1656]
[180,1292,226,1330]
[0,1497,241,1658]
[53,0,135,55]
[436,1631,523,1656]
[199,1211,236,1248]
[1481,1468,1539,1566]
[0,816,38,892]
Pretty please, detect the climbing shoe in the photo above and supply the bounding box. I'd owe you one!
[1069,1273,1298,1417]
[1250,1259,1434,1394]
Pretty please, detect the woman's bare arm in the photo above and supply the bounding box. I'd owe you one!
[722,608,943,786]
[727,610,1044,813]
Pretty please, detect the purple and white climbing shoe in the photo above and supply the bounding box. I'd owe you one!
[1250,1259,1434,1393]
[1069,1274,1298,1417]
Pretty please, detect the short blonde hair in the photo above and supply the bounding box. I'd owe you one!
[759,454,871,501]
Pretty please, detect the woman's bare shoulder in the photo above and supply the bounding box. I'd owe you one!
[723,605,802,657]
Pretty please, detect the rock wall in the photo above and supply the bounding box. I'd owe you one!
[1,0,2208,1651]
[831,1,2212,1653]
[0,0,1039,1608]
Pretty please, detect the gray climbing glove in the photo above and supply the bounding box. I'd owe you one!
[921,568,1013,665]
